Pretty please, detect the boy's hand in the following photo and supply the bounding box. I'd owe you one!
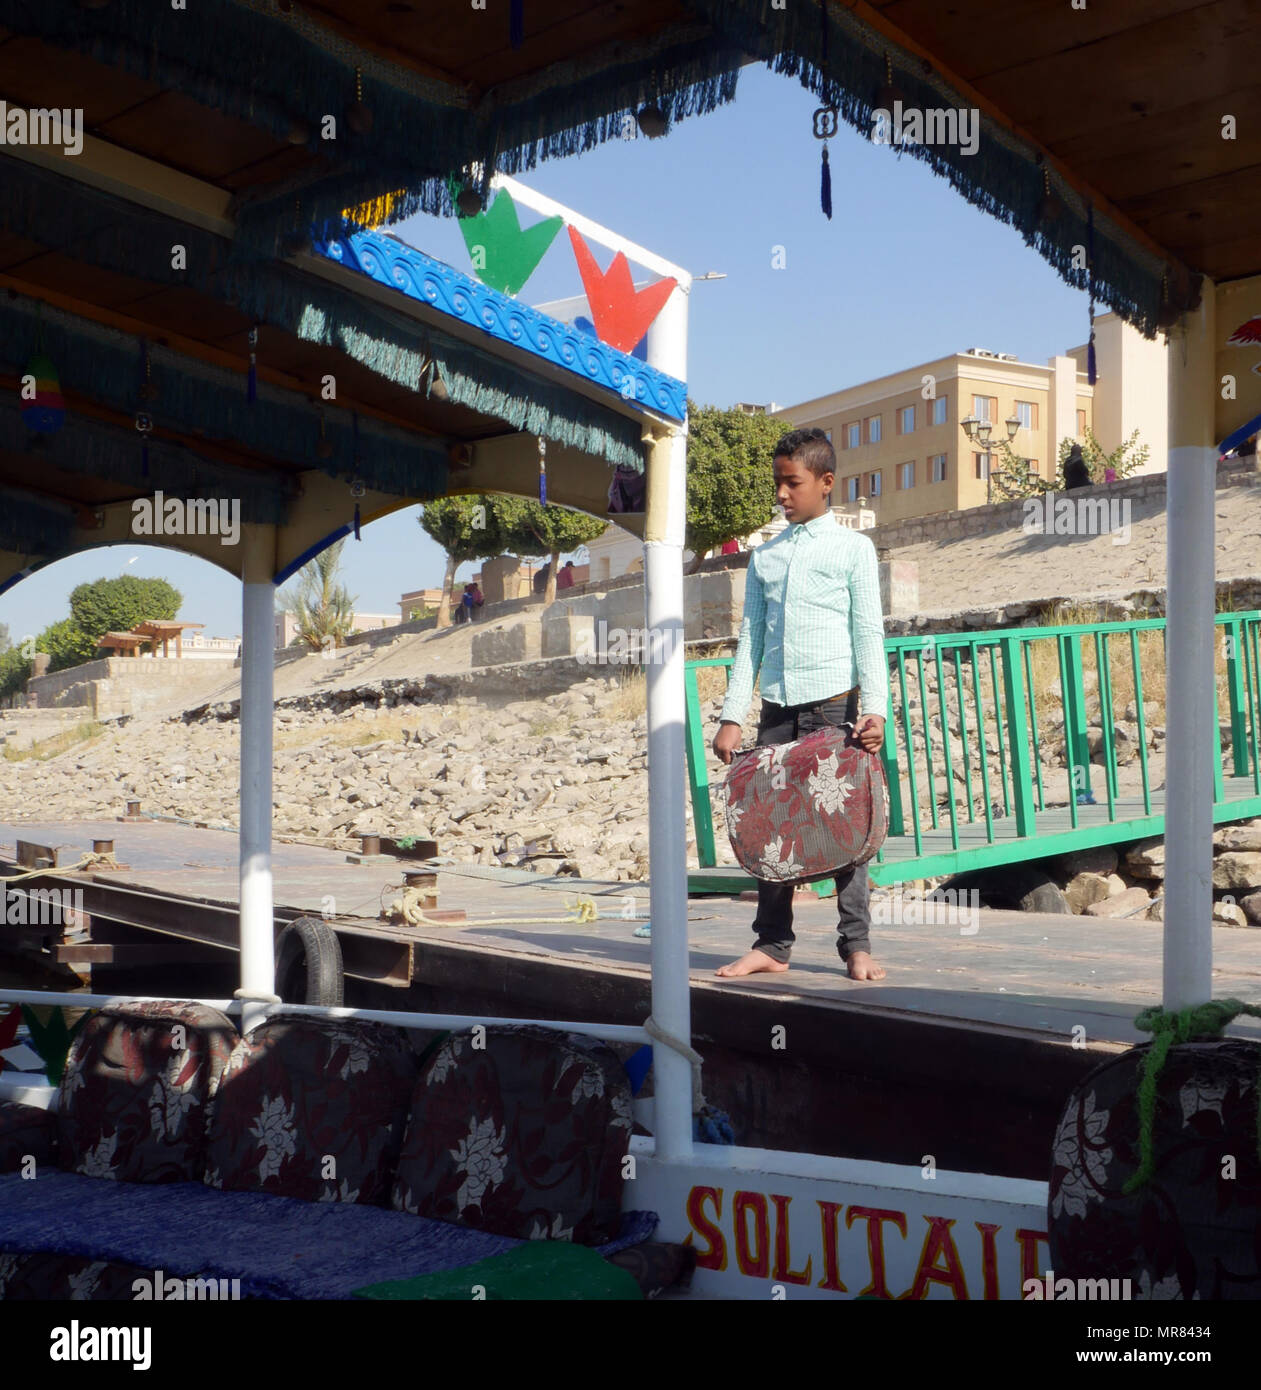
[713,721,742,765]
[852,714,885,753]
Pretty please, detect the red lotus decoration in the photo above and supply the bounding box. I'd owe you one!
[567,225,677,355]
[1227,316,1261,346]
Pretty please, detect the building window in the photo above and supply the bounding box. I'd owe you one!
[898,462,915,490]
[898,405,915,434]
[974,452,991,480]
[930,453,947,483]
[846,422,861,449]
[929,397,947,426]
[869,471,882,497]
[1077,409,1087,435]
[972,395,996,423]
[1027,459,1039,475]
[1014,401,1037,429]
[824,428,833,443]
[845,476,860,502]
[866,415,882,444]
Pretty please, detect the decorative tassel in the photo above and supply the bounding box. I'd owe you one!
[247,325,258,402]
[538,435,547,505]
[510,0,524,49]
[354,501,361,540]
[821,144,832,220]
[1086,204,1097,386]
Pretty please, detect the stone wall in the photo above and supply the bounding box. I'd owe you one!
[27,658,227,720]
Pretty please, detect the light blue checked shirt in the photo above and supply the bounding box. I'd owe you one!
[720,510,889,726]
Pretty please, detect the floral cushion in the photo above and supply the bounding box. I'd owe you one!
[57,1001,236,1184]
[393,1025,633,1245]
[1048,1039,1261,1299]
[0,1103,57,1174]
[721,727,889,882]
[0,1251,156,1301]
[203,1018,416,1204]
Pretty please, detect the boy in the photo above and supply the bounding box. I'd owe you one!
[712,428,889,982]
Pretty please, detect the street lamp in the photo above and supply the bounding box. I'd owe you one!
[960,411,1021,503]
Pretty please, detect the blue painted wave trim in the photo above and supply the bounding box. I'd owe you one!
[315,232,687,423]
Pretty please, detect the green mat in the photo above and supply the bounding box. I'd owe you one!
[352,1241,643,1301]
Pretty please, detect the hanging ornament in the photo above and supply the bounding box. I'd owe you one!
[134,339,154,476]
[247,325,258,403]
[350,478,365,540]
[876,52,904,111]
[636,104,668,138]
[346,67,373,135]
[1086,204,1097,386]
[1037,165,1061,222]
[538,435,547,506]
[456,188,561,295]
[509,0,524,49]
[1155,269,1181,331]
[316,408,333,459]
[21,353,65,435]
[567,226,677,354]
[813,106,838,221]
[281,199,312,256]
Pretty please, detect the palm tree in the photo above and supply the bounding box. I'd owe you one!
[278,539,356,652]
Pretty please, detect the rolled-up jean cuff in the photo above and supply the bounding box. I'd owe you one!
[838,932,870,961]
[753,938,792,964]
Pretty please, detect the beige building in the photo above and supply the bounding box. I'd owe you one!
[274,609,399,649]
[771,313,1164,526]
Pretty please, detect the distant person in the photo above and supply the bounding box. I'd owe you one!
[454,583,472,624]
[466,582,484,620]
[721,538,740,556]
[1104,467,1117,483]
[1063,443,1092,490]
[557,561,576,590]
[532,562,550,596]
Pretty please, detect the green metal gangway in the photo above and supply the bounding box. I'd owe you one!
[685,612,1261,892]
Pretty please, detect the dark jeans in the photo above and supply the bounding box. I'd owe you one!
[749,688,872,964]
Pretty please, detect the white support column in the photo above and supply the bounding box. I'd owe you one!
[239,525,277,1033]
[1163,290,1217,1009]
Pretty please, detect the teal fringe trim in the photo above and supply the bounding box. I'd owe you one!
[0,294,449,504]
[0,159,642,473]
[2,0,741,252]
[688,0,1171,338]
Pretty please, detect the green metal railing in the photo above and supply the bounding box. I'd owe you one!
[685,612,1261,881]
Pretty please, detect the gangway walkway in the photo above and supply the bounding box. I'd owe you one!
[686,612,1261,890]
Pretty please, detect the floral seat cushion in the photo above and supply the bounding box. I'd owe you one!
[721,728,888,883]
[0,1103,57,1174]
[57,1001,236,1184]
[203,1018,416,1204]
[393,1025,633,1245]
[1048,1038,1261,1299]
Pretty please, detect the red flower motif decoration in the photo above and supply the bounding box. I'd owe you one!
[1227,316,1261,346]
[567,225,677,354]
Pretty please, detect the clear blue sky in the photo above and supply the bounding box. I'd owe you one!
[1,64,1090,645]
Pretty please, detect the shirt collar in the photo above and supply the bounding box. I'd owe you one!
[792,510,837,537]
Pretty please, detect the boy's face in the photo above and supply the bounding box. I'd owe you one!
[774,453,834,523]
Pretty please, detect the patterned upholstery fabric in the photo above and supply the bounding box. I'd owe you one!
[203,1018,416,1204]
[0,1103,57,1174]
[393,1025,634,1245]
[1048,1039,1261,1299]
[57,1001,236,1184]
[0,1251,159,1301]
[721,728,888,882]
[606,1240,696,1298]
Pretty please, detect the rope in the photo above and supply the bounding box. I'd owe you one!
[1123,999,1261,1194]
[3,852,120,882]
[384,887,601,929]
[642,1015,735,1144]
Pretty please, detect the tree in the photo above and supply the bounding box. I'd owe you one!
[0,623,10,654]
[62,575,183,666]
[1056,426,1149,488]
[685,398,792,572]
[492,496,607,604]
[418,497,507,628]
[0,646,30,703]
[277,539,357,651]
[986,442,1053,501]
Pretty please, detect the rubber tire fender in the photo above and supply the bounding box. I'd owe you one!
[275,915,344,1006]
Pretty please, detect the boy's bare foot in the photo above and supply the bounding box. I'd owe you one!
[715,949,789,978]
[846,952,885,981]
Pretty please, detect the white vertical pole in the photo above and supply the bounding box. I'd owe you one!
[239,525,277,1034]
[1163,290,1217,1010]
[644,282,693,1162]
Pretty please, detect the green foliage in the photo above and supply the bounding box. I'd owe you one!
[1056,426,1149,488]
[419,497,512,625]
[38,617,95,673]
[277,539,357,651]
[0,646,31,702]
[68,575,182,651]
[492,496,607,557]
[0,622,10,653]
[987,442,1053,501]
[685,398,791,561]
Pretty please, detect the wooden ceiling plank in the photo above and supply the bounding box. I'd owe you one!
[0,35,163,127]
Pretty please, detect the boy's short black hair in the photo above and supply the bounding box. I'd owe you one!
[773,427,835,479]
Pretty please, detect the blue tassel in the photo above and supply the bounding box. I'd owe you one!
[353,502,361,540]
[1087,332,1097,386]
[821,144,832,220]
[539,464,547,505]
[694,1105,736,1145]
[247,325,258,403]
[510,0,524,48]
